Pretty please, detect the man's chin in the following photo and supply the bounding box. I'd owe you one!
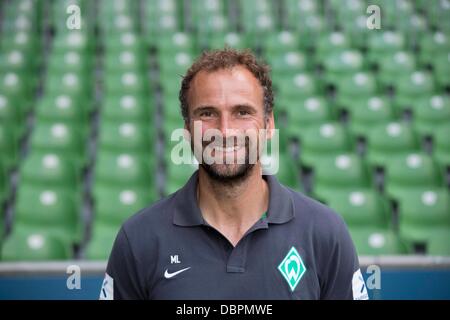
[201,163,254,183]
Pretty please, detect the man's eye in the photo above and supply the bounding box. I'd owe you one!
[238,110,249,116]
[200,111,213,117]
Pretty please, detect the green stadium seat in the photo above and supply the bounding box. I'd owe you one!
[35,94,90,130]
[52,31,92,55]
[84,223,119,260]
[365,122,419,168]
[312,153,371,200]
[97,121,154,156]
[158,51,193,76]
[45,71,91,98]
[103,71,147,96]
[0,31,40,56]
[94,152,155,190]
[267,51,309,78]
[346,96,394,138]
[144,0,180,42]
[2,13,35,34]
[29,123,87,168]
[397,14,428,45]
[432,124,450,168]
[411,95,450,137]
[14,185,82,243]
[377,51,416,88]
[19,153,81,193]
[1,228,72,261]
[160,74,184,96]
[285,0,320,17]
[196,15,229,40]
[98,0,137,17]
[102,14,138,35]
[145,14,179,45]
[424,228,450,255]
[103,32,144,54]
[346,13,372,45]
[322,50,364,85]
[101,94,152,123]
[419,31,450,60]
[322,189,390,228]
[299,122,352,168]
[0,49,35,74]
[47,50,92,77]
[430,52,450,89]
[367,31,405,64]
[384,153,442,200]
[349,228,409,255]
[291,14,326,50]
[335,72,377,107]
[241,10,276,37]
[397,188,450,254]
[262,31,300,54]
[207,32,248,50]
[104,50,145,75]
[0,71,32,104]
[425,1,450,29]
[316,32,351,60]
[275,72,318,99]
[192,0,225,16]
[0,91,27,127]
[93,186,154,226]
[394,71,435,112]
[157,32,195,53]
[284,96,332,139]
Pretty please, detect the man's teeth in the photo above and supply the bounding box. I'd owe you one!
[216,145,242,152]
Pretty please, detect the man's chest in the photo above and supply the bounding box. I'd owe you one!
[147,232,321,299]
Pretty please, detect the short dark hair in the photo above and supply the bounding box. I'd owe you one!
[179,48,273,121]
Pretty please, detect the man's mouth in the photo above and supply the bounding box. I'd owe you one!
[214,145,244,153]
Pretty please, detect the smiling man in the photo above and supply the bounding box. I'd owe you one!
[100,49,368,300]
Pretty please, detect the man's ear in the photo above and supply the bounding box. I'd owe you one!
[266,112,275,140]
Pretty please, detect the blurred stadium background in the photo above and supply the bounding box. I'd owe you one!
[0,0,449,299]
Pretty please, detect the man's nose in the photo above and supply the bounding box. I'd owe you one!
[218,114,232,137]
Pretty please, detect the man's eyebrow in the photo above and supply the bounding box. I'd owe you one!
[232,103,258,112]
[192,105,216,114]
[192,104,258,113]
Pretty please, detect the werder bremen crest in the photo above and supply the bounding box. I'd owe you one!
[278,246,307,292]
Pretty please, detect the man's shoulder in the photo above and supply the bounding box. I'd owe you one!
[286,186,348,235]
[285,186,356,265]
[121,192,178,235]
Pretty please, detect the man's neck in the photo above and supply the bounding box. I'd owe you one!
[197,165,269,247]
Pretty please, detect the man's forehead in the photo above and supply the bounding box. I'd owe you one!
[192,65,260,86]
[188,66,263,104]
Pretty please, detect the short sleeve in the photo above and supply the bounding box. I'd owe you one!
[320,219,369,300]
[99,227,147,300]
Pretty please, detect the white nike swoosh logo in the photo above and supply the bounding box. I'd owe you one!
[164,267,191,279]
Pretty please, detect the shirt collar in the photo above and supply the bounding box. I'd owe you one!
[172,170,295,227]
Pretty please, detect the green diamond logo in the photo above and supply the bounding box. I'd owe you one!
[278,246,306,292]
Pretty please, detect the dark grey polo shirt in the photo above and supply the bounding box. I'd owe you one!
[100,171,368,300]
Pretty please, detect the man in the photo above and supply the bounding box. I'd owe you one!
[100,49,368,300]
